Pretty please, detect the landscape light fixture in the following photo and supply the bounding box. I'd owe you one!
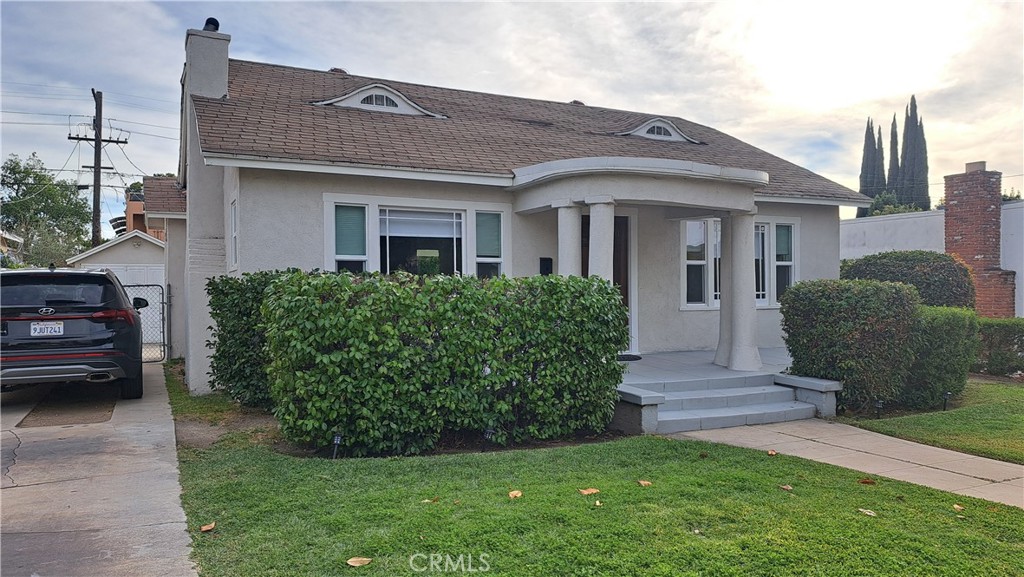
[874,399,884,419]
[943,391,952,411]
[331,433,342,459]
[483,428,495,442]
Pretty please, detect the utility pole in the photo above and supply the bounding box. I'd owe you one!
[68,89,127,247]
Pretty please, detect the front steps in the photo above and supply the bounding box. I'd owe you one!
[613,372,839,435]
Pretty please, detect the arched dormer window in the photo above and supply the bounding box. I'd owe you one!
[315,83,446,118]
[618,118,698,143]
[360,94,398,108]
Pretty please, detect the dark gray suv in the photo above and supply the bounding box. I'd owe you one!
[1,267,148,399]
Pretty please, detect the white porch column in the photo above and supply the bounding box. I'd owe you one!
[728,211,762,370]
[555,201,582,276]
[587,196,615,280]
[714,215,732,367]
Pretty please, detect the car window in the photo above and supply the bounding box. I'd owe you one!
[1,275,118,307]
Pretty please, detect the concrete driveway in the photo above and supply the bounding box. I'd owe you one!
[1,363,197,577]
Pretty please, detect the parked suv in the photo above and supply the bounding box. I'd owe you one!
[1,267,148,399]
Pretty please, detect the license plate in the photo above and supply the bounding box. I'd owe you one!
[30,321,64,336]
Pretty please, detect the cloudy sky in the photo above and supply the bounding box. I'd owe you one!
[2,1,1022,237]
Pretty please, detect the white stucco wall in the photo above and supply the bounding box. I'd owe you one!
[839,210,944,260]
[165,219,187,359]
[1001,201,1023,316]
[71,238,165,267]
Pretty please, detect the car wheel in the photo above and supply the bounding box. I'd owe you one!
[121,374,144,399]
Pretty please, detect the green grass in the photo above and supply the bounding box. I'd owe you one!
[840,378,1024,464]
[166,369,1024,577]
[164,359,240,424]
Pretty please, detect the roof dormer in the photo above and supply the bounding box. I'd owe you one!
[619,118,698,143]
[315,83,445,118]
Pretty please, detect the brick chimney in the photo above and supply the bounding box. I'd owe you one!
[944,162,1016,317]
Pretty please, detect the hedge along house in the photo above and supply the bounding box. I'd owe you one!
[176,21,869,397]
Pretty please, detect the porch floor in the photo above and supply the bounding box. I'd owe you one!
[621,347,792,387]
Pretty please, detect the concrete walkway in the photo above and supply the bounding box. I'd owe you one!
[1,363,197,577]
[673,419,1023,508]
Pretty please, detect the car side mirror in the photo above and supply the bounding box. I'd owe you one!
[132,297,149,310]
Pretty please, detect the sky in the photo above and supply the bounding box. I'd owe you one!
[2,1,1022,238]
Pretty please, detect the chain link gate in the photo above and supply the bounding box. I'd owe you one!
[124,284,166,362]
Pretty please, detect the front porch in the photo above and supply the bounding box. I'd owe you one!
[613,348,842,435]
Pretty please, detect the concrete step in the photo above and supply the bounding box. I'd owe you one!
[660,385,797,411]
[655,401,817,434]
[629,373,777,393]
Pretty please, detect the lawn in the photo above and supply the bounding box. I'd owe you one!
[840,378,1024,464]
[169,379,1024,576]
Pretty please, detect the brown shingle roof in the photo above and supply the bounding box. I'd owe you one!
[143,176,186,214]
[191,59,865,204]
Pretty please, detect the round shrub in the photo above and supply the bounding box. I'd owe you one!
[780,279,920,412]
[840,250,975,308]
[903,306,979,409]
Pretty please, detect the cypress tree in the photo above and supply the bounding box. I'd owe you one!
[874,125,886,194]
[857,118,878,217]
[897,97,920,205]
[887,115,900,194]
[911,118,930,210]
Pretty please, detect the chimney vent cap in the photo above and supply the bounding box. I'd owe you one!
[966,161,986,173]
[203,17,220,32]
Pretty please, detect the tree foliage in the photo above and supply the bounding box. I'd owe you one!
[1,153,90,265]
[857,97,930,217]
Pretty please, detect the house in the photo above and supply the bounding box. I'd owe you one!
[142,175,187,358]
[175,21,868,393]
[841,162,1022,317]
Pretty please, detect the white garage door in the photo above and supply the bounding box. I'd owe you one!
[95,264,165,287]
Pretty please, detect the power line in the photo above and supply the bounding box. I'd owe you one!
[107,117,178,130]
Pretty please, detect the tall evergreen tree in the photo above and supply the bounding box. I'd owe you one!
[887,115,900,194]
[874,125,886,194]
[857,118,878,217]
[910,118,930,210]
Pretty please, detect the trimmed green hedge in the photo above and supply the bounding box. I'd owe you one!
[780,279,920,412]
[261,272,629,456]
[841,250,975,308]
[973,317,1024,376]
[206,270,290,408]
[903,306,979,409]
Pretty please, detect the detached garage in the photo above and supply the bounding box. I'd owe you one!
[67,230,166,360]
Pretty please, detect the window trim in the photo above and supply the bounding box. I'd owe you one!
[680,216,799,310]
[324,193,510,276]
[228,199,238,270]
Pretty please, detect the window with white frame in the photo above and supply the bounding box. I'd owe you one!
[681,218,796,308]
[379,209,463,275]
[475,211,502,278]
[334,204,368,273]
[229,200,238,268]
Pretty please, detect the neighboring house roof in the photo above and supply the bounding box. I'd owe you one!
[191,59,865,204]
[143,176,186,215]
[66,230,165,265]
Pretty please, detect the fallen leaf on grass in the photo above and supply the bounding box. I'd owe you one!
[953,504,965,512]
[638,480,652,487]
[767,450,777,456]
[420,496,440,504]
[692,528,701,535]
[858,478,877,485]
[346,557,372,567]
[578,488,600,496]
[200,521,216,533]
[594,501,603,507]
[956,515,966,519]
[508,490,523,499]
[779,485,793,492]
[858,508,877,517]
[698,452,709,459]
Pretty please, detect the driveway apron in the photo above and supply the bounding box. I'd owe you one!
[1,363,197,577]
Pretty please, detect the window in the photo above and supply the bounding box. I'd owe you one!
[475,212,502,278]
[229,200,238,268]
[379,209,462,275]
[334,205,367,273]
[646,125,673,137]
[360,94,398,108]
[681,219,796,308]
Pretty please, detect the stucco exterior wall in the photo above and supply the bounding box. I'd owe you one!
[1002,201,1024,316]
[165,219,187,359]
[839,211,944,260]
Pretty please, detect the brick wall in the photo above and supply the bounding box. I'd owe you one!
[944,163,1016,317]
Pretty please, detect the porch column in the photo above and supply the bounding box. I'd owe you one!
[714,215,732,366]
[555,201,582,276]
[587,196,615,280]
[728,211,762,371]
